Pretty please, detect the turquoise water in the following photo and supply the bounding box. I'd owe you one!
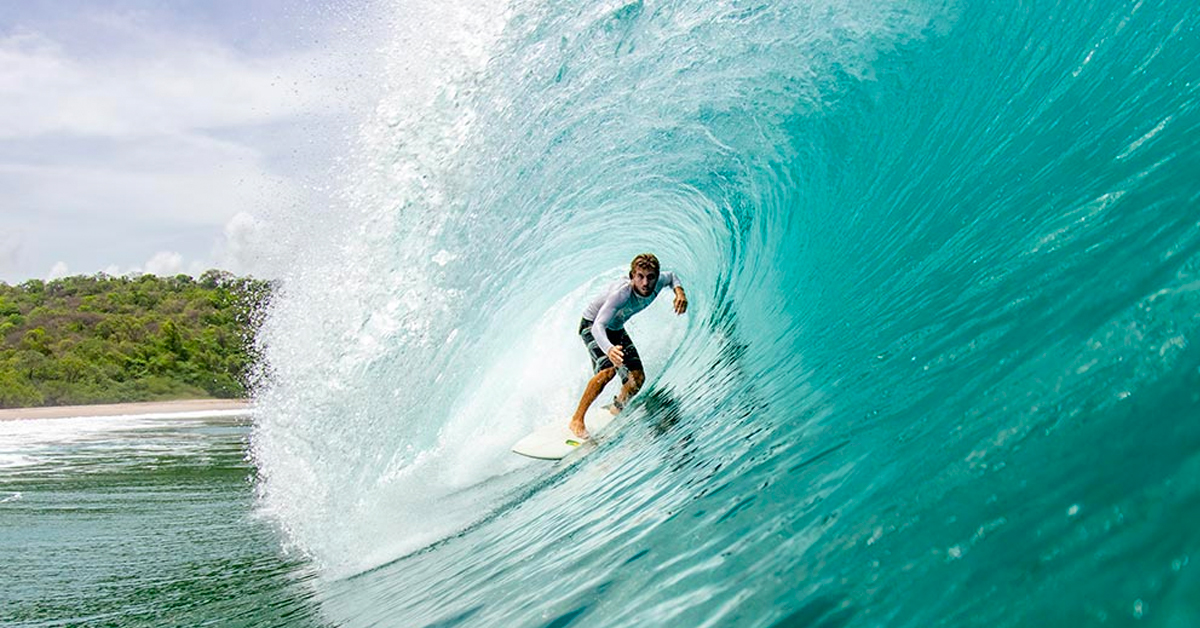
[8,0,1200,626]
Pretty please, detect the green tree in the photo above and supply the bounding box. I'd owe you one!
[0,270,272,408]
[0,370,43,407]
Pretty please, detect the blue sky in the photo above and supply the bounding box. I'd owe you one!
[0,1,378,282]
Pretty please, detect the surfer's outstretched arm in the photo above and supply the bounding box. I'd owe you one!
[673,285,687,314]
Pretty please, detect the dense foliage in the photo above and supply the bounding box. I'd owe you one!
[0,270,272,408]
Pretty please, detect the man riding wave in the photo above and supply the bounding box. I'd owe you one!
[569,253,687,438]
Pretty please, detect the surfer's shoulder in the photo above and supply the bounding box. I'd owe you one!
[606,279,633,301]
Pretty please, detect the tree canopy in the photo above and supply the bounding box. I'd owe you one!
[0,270,271,408]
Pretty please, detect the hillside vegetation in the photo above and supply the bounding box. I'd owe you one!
[0,270,271,408]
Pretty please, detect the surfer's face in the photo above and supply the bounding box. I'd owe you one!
[631,268,658,296]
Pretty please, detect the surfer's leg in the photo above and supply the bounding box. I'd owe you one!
[615,369,645,408]
[570,367,616,438]
[573,319,624,437]
[612,333,644,410]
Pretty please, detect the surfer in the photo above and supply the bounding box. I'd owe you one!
[569,253,687,438]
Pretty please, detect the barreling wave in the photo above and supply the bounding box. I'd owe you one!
[252,0,1200,625]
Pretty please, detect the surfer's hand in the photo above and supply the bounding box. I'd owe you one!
[673,288,688,314]
[607,345,625,367]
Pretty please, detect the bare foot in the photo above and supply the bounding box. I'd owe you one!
[569,419,589,440]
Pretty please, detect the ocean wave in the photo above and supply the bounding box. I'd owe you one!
[252,0,1200,624]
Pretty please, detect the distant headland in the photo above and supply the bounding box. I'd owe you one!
[0,270,271,409]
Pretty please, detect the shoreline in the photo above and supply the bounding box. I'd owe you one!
[0,399,252,422]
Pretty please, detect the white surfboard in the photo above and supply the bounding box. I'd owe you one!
[511,408,617,460]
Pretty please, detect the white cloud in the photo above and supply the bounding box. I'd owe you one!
[0,10,377,283]
[144,251,185,276]
[216,211,268,272]
[46,260,69,281]
[0,27,317,226]
[0,233,21,275]
[0,143,304,226]
[0,29,338,141]
[187,259,210,277]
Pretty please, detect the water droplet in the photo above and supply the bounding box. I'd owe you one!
[1133,599,1145,619]
[1067,504,1081,517]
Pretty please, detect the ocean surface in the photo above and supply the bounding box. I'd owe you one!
[5,0,1200,626]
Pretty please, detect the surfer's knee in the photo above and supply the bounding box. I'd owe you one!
[595,367,617,384]
[627,369,645,391]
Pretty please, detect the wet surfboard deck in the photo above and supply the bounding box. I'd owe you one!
[511,408,616,460]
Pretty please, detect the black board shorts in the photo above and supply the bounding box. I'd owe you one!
[579,318,643,381]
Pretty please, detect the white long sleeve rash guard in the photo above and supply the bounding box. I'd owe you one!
[581,271,681,353]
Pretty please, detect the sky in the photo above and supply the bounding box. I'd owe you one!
[0,0,379,283]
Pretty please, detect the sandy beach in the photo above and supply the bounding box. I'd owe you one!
[0,399,252,421]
